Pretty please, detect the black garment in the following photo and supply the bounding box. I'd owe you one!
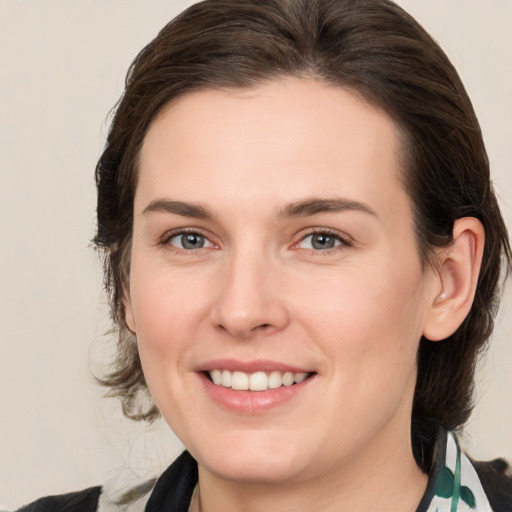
[473,459,512,512]
[15,453,195,512]
[16,435,512,512]
[16,486,101,512]
[144,451,198,512]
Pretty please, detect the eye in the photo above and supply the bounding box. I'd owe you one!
[297,231,347,251]
[168,231,215,250]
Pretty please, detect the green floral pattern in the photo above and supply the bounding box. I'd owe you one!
[426,431,493,512]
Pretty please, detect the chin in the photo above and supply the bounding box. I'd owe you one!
[191,430,312,484]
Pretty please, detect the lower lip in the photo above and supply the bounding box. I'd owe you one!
[198,373,315,414]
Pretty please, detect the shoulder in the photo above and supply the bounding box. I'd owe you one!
[16,486,101,512]
[472,458,512,512]
[15,451,197,512]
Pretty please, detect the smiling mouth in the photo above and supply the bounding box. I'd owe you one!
[205,370,314,391]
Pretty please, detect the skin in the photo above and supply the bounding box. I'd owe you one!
[124,78,482,512]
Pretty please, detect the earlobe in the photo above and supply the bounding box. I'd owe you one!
[422,217,485,342]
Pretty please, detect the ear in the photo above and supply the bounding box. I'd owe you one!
[422,217,485,341]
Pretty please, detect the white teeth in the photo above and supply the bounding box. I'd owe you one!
[249,371,268,391]
[268,371,282,389]
[282,372,294,386]
[208,369,310,391]
[294,372,308,384]
[211,369,222,385]
[221,370,232,388]
[231,371,249,390]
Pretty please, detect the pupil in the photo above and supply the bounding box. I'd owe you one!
[182,233,204,249]
[312,234,334,250]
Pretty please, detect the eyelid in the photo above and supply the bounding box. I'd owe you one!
[157,226,352,252]
[292,228,353,250]
[159,227,218,250]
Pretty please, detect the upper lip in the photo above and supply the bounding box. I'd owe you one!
[195,359,313,374]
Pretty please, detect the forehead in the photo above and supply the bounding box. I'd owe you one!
[137,78,410,224]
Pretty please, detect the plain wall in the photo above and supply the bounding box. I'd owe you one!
[0,1,510,508]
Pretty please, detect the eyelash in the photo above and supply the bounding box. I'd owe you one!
[159,228,352,254]
[294,229,353,254]
[160,228,217,253]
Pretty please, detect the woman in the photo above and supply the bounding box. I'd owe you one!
[19,0,511,511]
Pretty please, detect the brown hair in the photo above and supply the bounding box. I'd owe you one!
[94,0,511,428]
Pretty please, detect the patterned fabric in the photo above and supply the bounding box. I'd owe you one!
[421,431,493,512]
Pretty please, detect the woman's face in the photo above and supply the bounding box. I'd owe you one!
[125,78,438,484]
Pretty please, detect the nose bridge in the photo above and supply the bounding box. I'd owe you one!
[211,242,288,338]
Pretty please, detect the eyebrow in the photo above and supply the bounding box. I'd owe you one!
[142,197,377,220]
[279,198,377,218]
[142,199,212,219]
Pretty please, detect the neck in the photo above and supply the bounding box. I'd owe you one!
[194,426,428,512]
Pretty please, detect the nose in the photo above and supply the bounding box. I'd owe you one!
[210,249,290,339]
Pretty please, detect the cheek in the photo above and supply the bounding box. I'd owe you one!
[129,274,205,412]
[294,261,427,371]
[129,269,208,360]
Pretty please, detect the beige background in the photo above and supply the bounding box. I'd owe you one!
[0,0,510,508]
